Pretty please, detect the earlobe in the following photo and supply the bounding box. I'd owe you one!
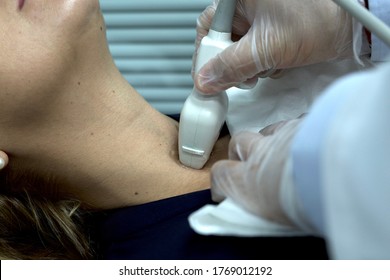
[0,150,9,170]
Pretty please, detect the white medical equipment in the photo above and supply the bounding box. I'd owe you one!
[189,0,390,240]
[332,0,390,47]
[178,0,236,169]
[179,0,390,170]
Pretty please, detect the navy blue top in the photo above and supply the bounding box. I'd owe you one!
[94,114,327,259]
[94,190,328,260]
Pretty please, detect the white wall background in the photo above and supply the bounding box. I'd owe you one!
[100,0,211,114]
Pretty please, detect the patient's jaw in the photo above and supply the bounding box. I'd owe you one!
[0,1,229,209]
[0,0,107,127]
[5,76,228,209]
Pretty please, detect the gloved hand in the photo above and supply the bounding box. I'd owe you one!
[210,118,303,226]
[0,150,9,170]
[193,0,355,94]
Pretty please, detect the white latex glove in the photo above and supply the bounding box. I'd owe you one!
[210,118,303,226]
[193,0,356,94]
[0,150,9,170]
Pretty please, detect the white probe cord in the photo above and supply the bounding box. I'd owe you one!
[332,0,390,47]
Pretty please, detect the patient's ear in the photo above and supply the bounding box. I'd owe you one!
[0,151,9,170]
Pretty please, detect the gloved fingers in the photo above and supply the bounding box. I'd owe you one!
[228,131,264,161]
[211,156,270,218]
[259,120,290,136]
[194,34,262,94]
[192,2,218,79]
[211,118,304,223]
[257,68,278,78]
[210,159,247,203]
[0,150,9,170]
[194,0,251,54]
[238,69,285,89]
[236,76,259,90]
[195,2,218,48]
[260,114,307,136]
[269,69,285,79]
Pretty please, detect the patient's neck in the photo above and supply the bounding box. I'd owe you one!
[6,58,218,209]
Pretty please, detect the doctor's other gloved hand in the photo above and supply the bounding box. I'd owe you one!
[210,118,303,226]
[194,0,355,94]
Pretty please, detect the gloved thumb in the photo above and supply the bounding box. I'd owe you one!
[210,159,243,203]
[194,34,261,94]
[210,132,267,206]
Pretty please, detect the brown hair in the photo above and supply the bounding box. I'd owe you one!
[0,163,96,259]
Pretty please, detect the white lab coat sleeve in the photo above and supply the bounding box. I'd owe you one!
[369,0,390,61]
[321,60,390,259]
[289,60,390,259]
[288,69,357,234]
